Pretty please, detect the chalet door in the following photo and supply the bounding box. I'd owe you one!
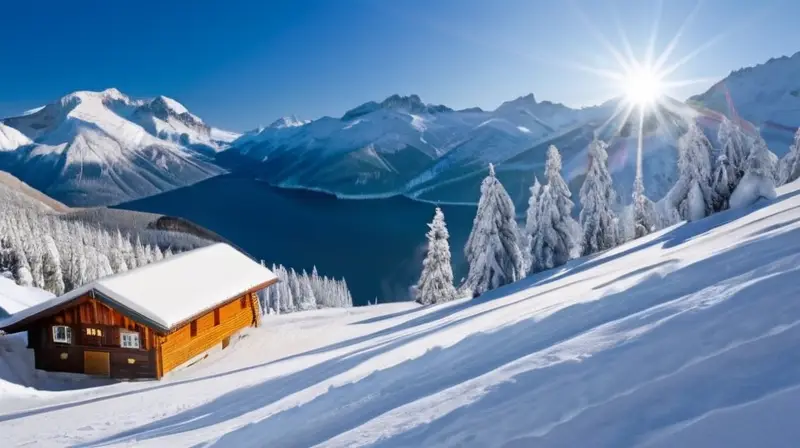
[84,351,110,377]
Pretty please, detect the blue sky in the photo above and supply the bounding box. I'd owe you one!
[1,0,796,131]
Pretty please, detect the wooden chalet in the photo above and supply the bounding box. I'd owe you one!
[0,243,277,380]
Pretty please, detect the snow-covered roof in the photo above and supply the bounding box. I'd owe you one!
[0,243,277,333]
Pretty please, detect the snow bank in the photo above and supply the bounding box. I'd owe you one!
[0,279,55,397]
[729,172,777,210]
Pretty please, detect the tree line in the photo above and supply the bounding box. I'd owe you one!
[259,264,353,314]
[0,189,354,314]
[414,119,800,305]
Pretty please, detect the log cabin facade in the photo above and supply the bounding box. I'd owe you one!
[0,243,277,380]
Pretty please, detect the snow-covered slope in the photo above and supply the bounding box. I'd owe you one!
[690,51,800,129]
[4,177,800,446]
[0,89,232,206]
[0,123,31,151]
[690,51,800,154]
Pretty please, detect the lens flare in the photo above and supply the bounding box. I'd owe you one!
[624,67,664,107]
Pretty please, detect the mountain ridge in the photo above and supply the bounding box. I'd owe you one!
[0,88,239,207]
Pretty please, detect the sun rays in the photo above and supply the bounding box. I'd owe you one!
[561,0,727,181]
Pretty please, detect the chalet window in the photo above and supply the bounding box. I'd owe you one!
[52,325,72,344]
[85,328,103,337]
[190,320,198,337]
[240,296,247,309]
[214,309,220,326]
[120,331,140,349]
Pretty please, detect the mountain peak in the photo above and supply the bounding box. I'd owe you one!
[342,94,453,121]
[496,93,537,110]
[268,115,309,129]
[379,94,425,110]
[151,95,190,115]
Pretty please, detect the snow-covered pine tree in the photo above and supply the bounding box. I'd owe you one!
[463,164,525,297]
[144,245,155,264]
[12,238,33,287]
[631,174,658,238]
[522,175,542,274]
[309,266,324,307]
[42,235,65,295]
[717,116,748,189]
[779,128,800,185]
[153,245,164,262]
[669,122,714,221]
[711,154,735,211]
[579,138,619,255]
[298,270,317,311]
[730,133,777,208]
[110,230,129,273]
[133,236,147,269]
[123,235,137,269]
[532,145,580,271]
[415,207,457,305]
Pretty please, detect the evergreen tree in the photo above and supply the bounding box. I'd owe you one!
[779,128,800,185]
[153,245,164,262]
[631,174,657,238]
[12,240,33,287]
[134,236,147,268]
[669,122,714,221]
[717,116,748,188]
[523,176,542,274]
[415,207,457,305]
[532,146,580,271]
[110,230,129,273]
[463,164,524,296]
[711,154,735,211]
[579,138,619,255]
[42,235,65,295]
[298,270,317,311]
[746,134,778,179]
[123,235,137,269]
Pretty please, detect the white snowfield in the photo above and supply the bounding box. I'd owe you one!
[4,181,800,446]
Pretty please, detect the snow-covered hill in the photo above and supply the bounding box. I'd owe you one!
[4,175,800,446]
[0,89,236,206]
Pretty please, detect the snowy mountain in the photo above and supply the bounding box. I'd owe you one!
[0,88,236,206]
[5,178,800,446]
[220,93,605,198]
[690,51,800,129]
[220,92,696,205]
[689,51,800,152]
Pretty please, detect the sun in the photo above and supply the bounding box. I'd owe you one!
[623,67,664,107]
